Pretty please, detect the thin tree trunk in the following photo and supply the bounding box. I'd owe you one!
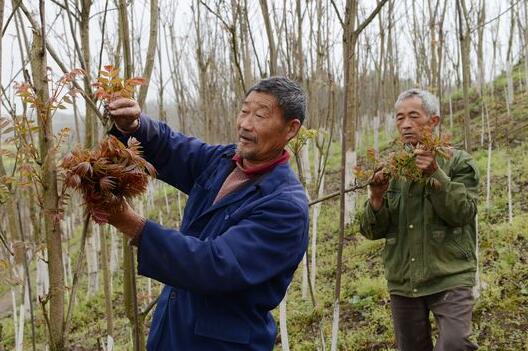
[477,0,486,96]
[156,24,167,123]
[118,1,143,349]
[78,0,98,147]
[64,214,90,340]
[436,1,448,110]
[17,203,36,351]
[457,0,473,151]
[30,4,65,348]
[279,290,290,351]
[295,0,304,83]
[485,102,492,211]
[507,158,513,224]
[137,0,159,108]
[506,60,514,107]
[101,225,114,338]
[310,145,325,293]
[11,289,18,348]
[15,283,27,351]
[87,226,99,295]
[259,0,277,75]
[332,1,388,350]
[193,1,212,141]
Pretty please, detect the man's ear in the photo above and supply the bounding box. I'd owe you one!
[430,115,440,128]
[286,119,302,140]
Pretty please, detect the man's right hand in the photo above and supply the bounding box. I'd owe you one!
[108,98,141,134]
[369,170,389,211]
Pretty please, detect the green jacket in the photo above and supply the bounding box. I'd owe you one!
[360,149,480,297]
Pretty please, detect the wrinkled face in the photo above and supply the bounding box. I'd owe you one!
[236,91,300,165]
[395,96,439,145]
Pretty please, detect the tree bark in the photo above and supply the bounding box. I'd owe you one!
[137,0,159,108]
[100,225,114,337]
[30,4,65,349]
[295,0,304,83]
[80,1,98,147]
[456,0,473,151]
[332,3,388,350]
[259,0,277,75]
[118,1,143,349]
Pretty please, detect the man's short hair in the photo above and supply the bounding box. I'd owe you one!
[245,77,306,124]
[395,89,440,118]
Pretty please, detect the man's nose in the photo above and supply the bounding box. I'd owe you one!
[239,114,254,130]
[400,117,412,129]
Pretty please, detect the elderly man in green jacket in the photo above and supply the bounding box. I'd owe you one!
[360,89,479,351]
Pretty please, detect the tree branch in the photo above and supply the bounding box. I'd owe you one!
[355,0,389,36]
[19,2,105,126]
[139,295,160,318]
[329,0,345,29]
[0,225,14,256]
[199,0,230,31]
[1,0,22,37]
[308,183,368,207]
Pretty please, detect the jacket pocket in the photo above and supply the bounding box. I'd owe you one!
[451,227,473,261]
[430,227,466,260]
[194,297,251,344]
[383,233,401,281]
[427,226,474,280]
[386,189,401,225]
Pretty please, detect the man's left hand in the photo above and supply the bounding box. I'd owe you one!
[108,200,146,240]
[414,149,438,176]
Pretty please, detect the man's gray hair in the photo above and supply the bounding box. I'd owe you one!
[246,76,306,124]
[395,89,440,117]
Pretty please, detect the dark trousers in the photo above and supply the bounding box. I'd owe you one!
[390,287,478,351]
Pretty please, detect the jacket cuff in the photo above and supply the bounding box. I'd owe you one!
[108,113,147,144]
[114,118,141,135]
[129,216,147,247]
[365,200,389,225]
[135,220,154,275]
[429,167,451,190]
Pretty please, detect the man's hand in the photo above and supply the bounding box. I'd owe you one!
[369,170,389,211]
[108,98,141,134]
[108,200,146,240]
[414,149,438,176]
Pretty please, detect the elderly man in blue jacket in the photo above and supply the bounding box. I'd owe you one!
[106,76,309,350]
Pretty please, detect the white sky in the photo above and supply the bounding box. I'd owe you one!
[0,0,523,109]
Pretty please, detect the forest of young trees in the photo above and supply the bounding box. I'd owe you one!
[0,0,527,350]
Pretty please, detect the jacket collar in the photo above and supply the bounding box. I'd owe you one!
[199,156,295,217]
[232,150,290,176]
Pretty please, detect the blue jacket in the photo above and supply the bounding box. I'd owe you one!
[114,114,309,350]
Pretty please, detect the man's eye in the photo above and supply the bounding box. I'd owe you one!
[256,114,264,118]
[241,110,249,114]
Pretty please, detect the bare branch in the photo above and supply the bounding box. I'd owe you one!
[355,0,389,36]
[18,1,105,125]
[330,0,345,29]
[1,0,22,37]
[199,0,230,30]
